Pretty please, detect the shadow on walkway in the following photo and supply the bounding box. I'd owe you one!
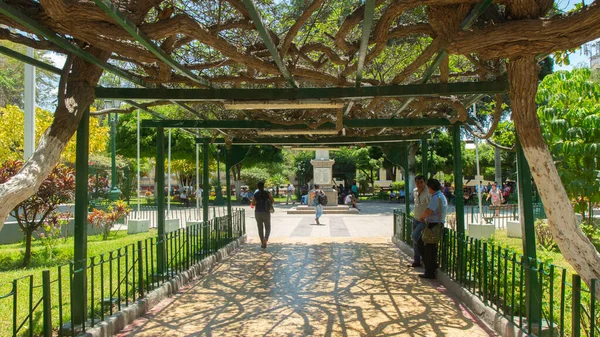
[118,241,495,337]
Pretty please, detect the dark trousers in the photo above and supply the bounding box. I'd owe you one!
[423,244,438,277]
[423,222,441,277]
[255,212,271,242]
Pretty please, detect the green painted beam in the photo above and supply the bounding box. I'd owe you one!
[355,0,375,87]
[93,0,211,87]
[0,45,62,74]
[141,117,450,129]
[0,2,150,88]
[197,134,423,145]
[242,0,297,88]
[96,80,508,100]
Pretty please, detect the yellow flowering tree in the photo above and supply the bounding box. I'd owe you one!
[0,105,108,164]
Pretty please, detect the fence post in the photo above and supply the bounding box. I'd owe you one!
[42,270,52,337]
[393,210,397,237]
[137,241,144,298]
[572,274,581,337]
[482,242,488,305]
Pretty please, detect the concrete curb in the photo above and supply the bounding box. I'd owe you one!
[84,234,248,337]
[391,236,526,337]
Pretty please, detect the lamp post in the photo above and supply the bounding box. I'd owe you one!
[215,145,224,206]
[106,100,122,201]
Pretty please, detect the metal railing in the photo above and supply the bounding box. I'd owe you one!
[468,203,547,228]
[127,206,229,228]
[394,209,600,337]
[1,209,245,337]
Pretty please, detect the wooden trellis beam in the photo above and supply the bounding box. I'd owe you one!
[0,1,150,88]
[140,118,451,129]
[93,0,212,87]
[242,0,298,88]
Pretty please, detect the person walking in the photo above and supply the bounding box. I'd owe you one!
[251,181,274,249]
[409,175,430,268]
[313,184,324,225]
[486,183,503,215]
[418,178,448,279]
[286,183,295,205]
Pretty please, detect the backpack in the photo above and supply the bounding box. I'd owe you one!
[318,191,328,206]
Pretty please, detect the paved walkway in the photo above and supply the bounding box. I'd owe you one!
[119,203,495,337]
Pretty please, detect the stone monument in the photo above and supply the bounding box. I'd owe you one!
[310,150,337,205]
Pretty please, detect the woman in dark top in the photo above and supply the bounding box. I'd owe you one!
[251,181,275,249]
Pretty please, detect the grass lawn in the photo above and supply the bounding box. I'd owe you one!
[488,229,576,275]
[0,229,158,337]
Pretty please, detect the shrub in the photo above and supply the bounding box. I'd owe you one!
[535,219,558,251]
[88,200,131,240]
[391,181,405,192]
[37,212,70,260]
[580,220,597,241]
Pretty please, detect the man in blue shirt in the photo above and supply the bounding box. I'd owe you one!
[418,178,448,279]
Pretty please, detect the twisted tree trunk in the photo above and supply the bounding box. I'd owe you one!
[0,50,107,231]
[508,56,600,298]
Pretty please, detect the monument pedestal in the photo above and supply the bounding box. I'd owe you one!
[311,150,337,205]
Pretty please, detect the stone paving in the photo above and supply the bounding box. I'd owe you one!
[118,202,496,337]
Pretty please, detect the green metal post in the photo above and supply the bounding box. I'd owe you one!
[453,124,465,234]
[202,141,210,221]
[402,144,410,215]
[516,138,541,330]
[156,127,166,275]
[225,147,233,238]
[452,124,465,282]
[421,138,428,178]
[42,270,51,337]
[72,106,89,328]
[572,274,581,337]
[202,141,210,250]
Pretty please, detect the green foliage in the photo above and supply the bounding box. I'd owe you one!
[534,219,558,251]
[0,41,59,109]
[240,166,269,190]
[536,69,600,213]
[391,181,405,192]
[292,150,314,184]
[87,200,131,240]
[0,160,75,266]
[331,148,359,184]
[37,213,70,260]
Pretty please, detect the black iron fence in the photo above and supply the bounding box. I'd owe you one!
[394,209,600,337]
[1,209,245,337]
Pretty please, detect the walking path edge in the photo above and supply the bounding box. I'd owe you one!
[392,236,524,337]
[83,235,247,337]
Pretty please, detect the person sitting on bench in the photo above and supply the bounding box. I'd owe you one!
[344,194,360,211]
[241,188,250,204]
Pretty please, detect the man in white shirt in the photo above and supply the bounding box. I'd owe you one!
[409,175,431,267]
[286,183,295,205]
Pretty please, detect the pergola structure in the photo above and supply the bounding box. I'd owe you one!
[1,0,600,334]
